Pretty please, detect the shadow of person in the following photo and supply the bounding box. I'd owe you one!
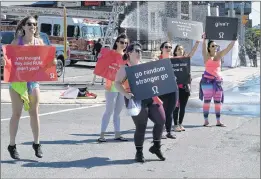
[182,125,204,129]
[70,128,136,137]
[22,157,136,169]
[1,159,38,164]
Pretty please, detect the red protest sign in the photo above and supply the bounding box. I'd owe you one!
[2,45,57,82]
[93,48,125,81]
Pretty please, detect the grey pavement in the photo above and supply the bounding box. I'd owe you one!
[1,103,260,178]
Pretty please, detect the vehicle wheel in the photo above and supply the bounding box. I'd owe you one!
[70,60,78,65]
[56,59,64,78]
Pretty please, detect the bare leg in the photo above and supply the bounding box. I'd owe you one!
[9,88,23,146]
[28,88,40,144]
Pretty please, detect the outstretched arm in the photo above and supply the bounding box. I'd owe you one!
[217,41,236,58]
[202,34,208,63]
[188,41,200,57]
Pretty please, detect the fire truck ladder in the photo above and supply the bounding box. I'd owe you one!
[91,1,125,85]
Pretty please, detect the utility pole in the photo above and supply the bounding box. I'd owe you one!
[136,1,140,42]
[0,1,2,81]
[207,3,211,16]
[177,1,181,19]
[240,2,245,46]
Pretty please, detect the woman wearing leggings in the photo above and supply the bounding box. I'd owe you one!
[200,34,235,127]
[97,34,129,142]
[115,43,166,163]
[5,15,57,159]
[157,41,177,139]
[172,41,200,132]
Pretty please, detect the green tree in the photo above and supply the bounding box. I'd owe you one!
[245,28,260,48]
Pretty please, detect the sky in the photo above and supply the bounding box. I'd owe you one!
[249,2,260,26]
[1,1,260,27]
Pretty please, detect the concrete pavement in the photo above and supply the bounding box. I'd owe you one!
[1,103,260,178]
[1,66,259,105]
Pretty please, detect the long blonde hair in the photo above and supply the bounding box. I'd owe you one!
[14,15,40,39]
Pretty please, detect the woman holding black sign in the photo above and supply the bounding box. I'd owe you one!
[5,15,57,159]
[200,34,235,127]
[97,34,129,143]
[172,42,200,132]
[114,43,166,163]
[157,41,177,139]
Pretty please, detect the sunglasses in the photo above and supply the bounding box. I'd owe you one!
[26,22,37,26]
[133,49,142,53]
[118,41,128,45]
[164,46,172,49]
[211,45,218,48]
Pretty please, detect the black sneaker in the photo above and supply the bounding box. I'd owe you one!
[166,132,176,139]
[149,145,166,161]
[32,143,43,158]
[7,145,20,160]
[135,151,145,163]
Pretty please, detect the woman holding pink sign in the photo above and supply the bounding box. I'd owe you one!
[97,34,129,143]
[5,15,57,160]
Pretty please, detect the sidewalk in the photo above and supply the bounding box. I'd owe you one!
[1,67,259,104]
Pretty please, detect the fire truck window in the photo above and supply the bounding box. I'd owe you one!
[53,24,61,36]
[74,26,80,37]
[67,25,75,37]
[40,23,52,36]
[93,26,102,38]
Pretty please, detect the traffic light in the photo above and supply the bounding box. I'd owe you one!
[242,15,248,25]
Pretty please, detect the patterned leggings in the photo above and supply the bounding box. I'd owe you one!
[201,83,223,121]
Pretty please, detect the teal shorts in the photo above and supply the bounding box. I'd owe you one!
[9,82,40,95]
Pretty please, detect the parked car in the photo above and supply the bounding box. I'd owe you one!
[0,31,70,80]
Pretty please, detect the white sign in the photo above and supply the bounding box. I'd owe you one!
[57,2,81,7]
[167,18,203,41]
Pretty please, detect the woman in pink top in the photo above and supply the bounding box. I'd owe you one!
[200,34,236,127]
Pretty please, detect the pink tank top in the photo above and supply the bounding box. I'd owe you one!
[205,59,221,79]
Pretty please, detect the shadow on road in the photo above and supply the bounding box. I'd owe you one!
[21,136,153,145]
[22,157,136,169]
[1,159,38,164]
[68,64,95,69]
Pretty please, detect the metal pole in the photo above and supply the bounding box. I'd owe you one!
[216,6,219,16]
[136,1,140,41]
[177,1,181,19]
[241,2,245,46]
[0,1,2,82]
[188,1,192,20]
[207,3,211,16]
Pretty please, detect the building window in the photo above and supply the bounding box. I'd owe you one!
[151,12,156,32]
[40,23,52,35]
[53,24,61,36]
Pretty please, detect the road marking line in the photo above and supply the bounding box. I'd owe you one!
[1,104,105,122]
[1,103,102,106]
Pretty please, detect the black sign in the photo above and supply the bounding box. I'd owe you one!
[125,59,177,100]
[205,16,238,40]
[170,57,191,84]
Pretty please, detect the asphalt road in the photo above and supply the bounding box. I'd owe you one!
[1,102,260,178]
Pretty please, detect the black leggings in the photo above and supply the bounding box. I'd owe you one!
[173,88,190,125]
[159,92,177,133]
[125,98,166,147]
